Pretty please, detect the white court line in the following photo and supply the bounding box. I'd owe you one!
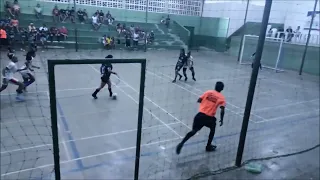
[254,99,320,112]
[132,64,265,122]
[0,85,129,96]
[1,137,181,177]
[255,110,319,124]
[196,76,251,83]
[89,64,188,135]
[46,92,71,161]
[0,122,180,154]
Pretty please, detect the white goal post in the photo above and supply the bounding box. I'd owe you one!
[239,35,285,72]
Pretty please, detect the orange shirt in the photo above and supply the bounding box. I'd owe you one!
[0,29,7,39]
[199,90,226,117]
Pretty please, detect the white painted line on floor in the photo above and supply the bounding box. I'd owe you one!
[255,110,319,124]
[132,64,265,122]
[0,122,181,154]
[1,137,181,177]
[254,99,320,112]
[89,65,183,138]
[196,76,251,83]
[46,92,71,161]
[0,85,129,96]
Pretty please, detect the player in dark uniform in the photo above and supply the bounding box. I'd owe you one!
[251,52,262,70]
[92,55,117,99]
[7,47,15,60]
[172,49,187,83]
[19,46,40,91]
[183,51,196,81]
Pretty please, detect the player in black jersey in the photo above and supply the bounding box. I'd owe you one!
[92,55,118,99]
[19,47,40,91]
[250,52,262,70]
[172,49,187,83]
[7,47,15,60]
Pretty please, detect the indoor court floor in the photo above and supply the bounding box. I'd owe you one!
[1,49,319,179]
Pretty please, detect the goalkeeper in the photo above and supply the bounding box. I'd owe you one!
[251,52,262,70]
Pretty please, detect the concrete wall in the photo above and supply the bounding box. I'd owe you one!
[203,0,319,37]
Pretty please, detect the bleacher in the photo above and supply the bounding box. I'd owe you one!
[6,13,187,50]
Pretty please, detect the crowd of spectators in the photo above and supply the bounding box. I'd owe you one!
[267,25,302,43]
[1,1,161,50]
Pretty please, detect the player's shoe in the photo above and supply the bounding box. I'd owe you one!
[185,77,188,81]
[172,79,176,83]
[176,142,183,154]
[205,145,217,152]
[192,77,196,81]
[92,93,98,99]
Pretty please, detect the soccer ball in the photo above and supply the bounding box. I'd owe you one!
[112,93,117,100]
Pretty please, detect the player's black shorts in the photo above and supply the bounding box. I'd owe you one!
[192,112,216,131]
[175,64,183,71]
[101,76,110,83]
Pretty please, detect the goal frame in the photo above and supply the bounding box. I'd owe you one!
[48,59,146,180]
[239,34,285,72]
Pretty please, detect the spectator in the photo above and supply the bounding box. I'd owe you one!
[77,8,85,24]
[68,7,76,23]
[148,30,154,44]
[34,3,42,19]
[110,37,115,49]
[106,11,114,25]
[52,5,59,23]
[165,15,170,28]
[130,24,135,34]
[39,24,48,33]
[133,30,139,47]
[116,23,122,34]
[91,14,101,31]
[105,35,111,49]
[49,26,60,43]
[12,0,20,18]
[125,31,131,48]
[10,17,19,32]
[83,9,88,21]
[294,26,301,40]
[98,10,104,24]
[277,26,284,39]
[28,23,36,33]
[286,26,293,42]
[160,16,166,24]
[20,27,28,45]
[7,26,15,45]
[4,1,14,18]
[59,26,68,41]
[39,29,48,48]
[59,7,67,22]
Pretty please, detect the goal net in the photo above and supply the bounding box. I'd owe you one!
[239,35,285,72]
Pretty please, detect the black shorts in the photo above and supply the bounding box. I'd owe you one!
[101,76,110,83]
[175,64,183,71]
[192,112,216,131]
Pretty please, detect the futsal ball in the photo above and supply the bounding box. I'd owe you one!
[112,93,117,100]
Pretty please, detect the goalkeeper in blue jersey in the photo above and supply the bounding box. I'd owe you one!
[92,55,118,99]
[251,52,262,70]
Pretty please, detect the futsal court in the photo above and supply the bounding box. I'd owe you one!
[1,49,319,179]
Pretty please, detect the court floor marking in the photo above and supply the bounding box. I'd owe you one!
[262,77,318,92]
[0,122,180,154]
[132,64,265,122]
[254,98,320,112]
[89,64,192,131]
[255,109,319,123]
[0,85,129,97]
[1,137,181,177]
